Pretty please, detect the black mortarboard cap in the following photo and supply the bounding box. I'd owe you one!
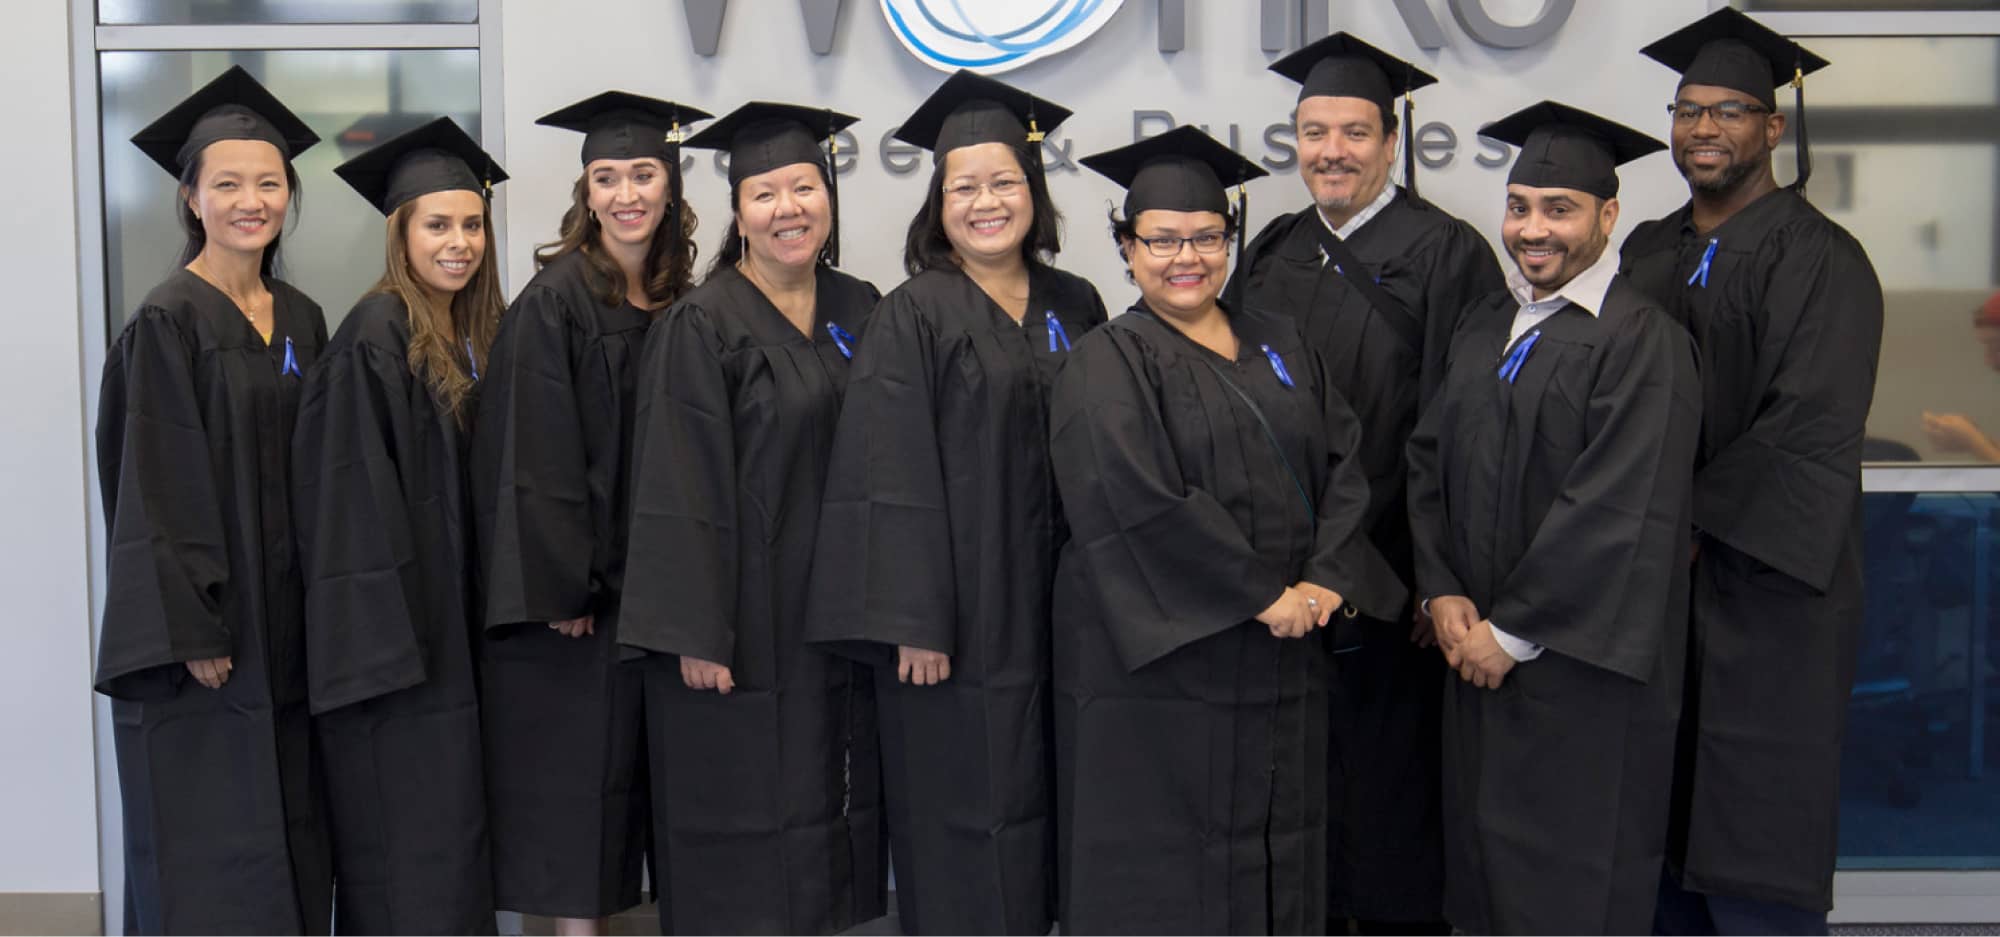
[535,91,712,164]
[1082,125,1269,215]
[892,69,1073,161]
[684,101,859,266]
[1641,8,1828,110]
[130,64,320,178]
[333,116,507,216]
[1479,100,1664,200]
[1269,31,1437,111]
[684,102,858,182]
[1269,32,1438,197]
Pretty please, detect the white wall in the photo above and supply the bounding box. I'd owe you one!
[499,0,1714,306]
[0,0,105,908]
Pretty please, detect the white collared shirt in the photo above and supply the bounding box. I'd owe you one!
[1317,182,1399,247]
[1468,249,1620,664]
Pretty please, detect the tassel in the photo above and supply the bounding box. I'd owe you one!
[824,109,841,267]
[1790,63,1811,196]
[1234,183,1250,275]
[666,116,684,261]
[1401,88,1418,199]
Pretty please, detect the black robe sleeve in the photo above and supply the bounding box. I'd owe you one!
[807,289,956,657]
[1485,312,1702,681]
[1692,224,1882,592]
[1418,221,1505,406]
[620,303,738,663]
[292,338,428,713]
[94,310,230,699]
[1407,324,1469,607]
[1048,325,1288,673]
[1303,353,1408,619]
[474,289,595,628]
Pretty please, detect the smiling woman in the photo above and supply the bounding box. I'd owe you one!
[95,64,335,935]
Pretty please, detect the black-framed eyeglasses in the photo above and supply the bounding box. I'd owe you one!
[1668,100,1771,126]
[1134,232,1229,257]
[942,177,1027,201]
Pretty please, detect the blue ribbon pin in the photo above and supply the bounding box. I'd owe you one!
[465,337,480,381]
[281,336,301,377]
[1261,344,1295,388]
[1497,330,1542,384]
[826,321,856,360]
[1688,237,1719,288]
[1045,310,1072,353]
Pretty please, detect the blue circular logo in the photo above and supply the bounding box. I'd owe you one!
[880,0,1126,74]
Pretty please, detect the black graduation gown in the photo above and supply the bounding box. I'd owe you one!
[1225,189,1504,923]
[94,269,334,935]
[469,249,652,917]
[1048,302,1406,936]
[804,264,1106,936]
[620,265,887,935]
[291,293,494,935]
[1406,277,1702,935]
[1619,187,1885,912]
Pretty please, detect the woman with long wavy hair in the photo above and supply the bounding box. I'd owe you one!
[468,91,707,937]
[95,65,334,934]
[620,100,886,935]
[292,116,507,935]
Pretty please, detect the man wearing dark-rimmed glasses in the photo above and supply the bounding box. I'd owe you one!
[1619,9,1884,935]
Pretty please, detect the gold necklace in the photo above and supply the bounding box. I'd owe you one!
[191,257,265,324]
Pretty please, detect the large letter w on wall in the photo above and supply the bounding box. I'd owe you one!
[682,0,848,54]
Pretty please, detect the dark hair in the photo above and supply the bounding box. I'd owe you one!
[705,160,837,279]
[1106,204,1243,282]
[533,161,699,311]
[901,138,1064,277]
[371,197,505,427]
[174,145,303,277]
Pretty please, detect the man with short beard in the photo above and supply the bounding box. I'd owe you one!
[1618,10,1884,935]
[1409,98,1700,937]
[1223,31,1503,936]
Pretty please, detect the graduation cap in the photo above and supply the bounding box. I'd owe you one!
[333,116,508,216]
[130,64,320,179]
[1479,100,1664,200]
[1641,8,1831,191]
[892,69,1073,162]
[535,91,712,165]
[1269,32,1439,196]
[1080,125,1271,270]
[684,102,860,266]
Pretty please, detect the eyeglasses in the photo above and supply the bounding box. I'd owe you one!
[1134,232,1229,257]
[1668,101,1771,126]
[943,177,1026,202]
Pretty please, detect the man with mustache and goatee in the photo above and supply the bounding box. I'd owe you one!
[1224,33,1502,935]
[1618,10,1883,935]
[1408,100,1701,936]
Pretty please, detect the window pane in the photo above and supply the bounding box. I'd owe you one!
[100,50,481,336]
[100,0,476,25]
[1842,491,2000,869]
[1779,37,2000,465]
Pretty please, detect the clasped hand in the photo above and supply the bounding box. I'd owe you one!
[1257,582,1344,639]
[1428,595,1515,689]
